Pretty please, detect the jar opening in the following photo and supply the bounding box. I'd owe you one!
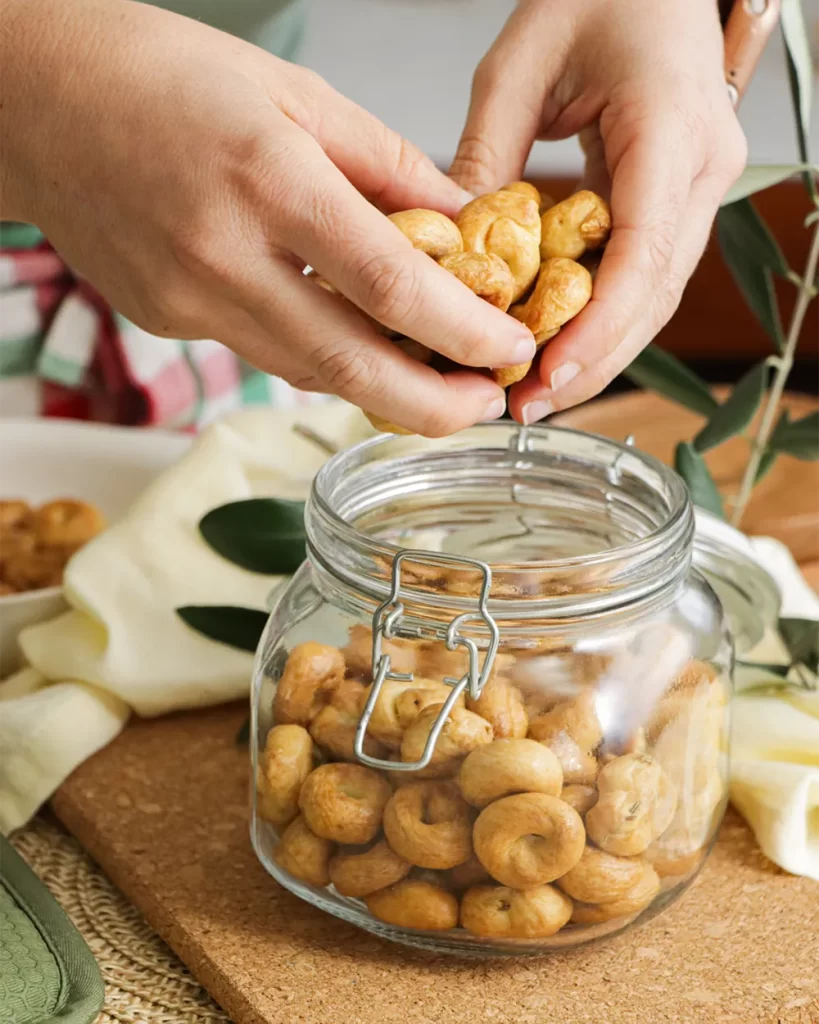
[307,423,693,618]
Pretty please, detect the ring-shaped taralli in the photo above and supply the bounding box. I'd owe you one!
[365,879,459,931]
[560,785,599,818]
[342,625,418,680]
[2,549,66,590]
[438,252,515,311]
[382,780,472,870]
[308,688,387,762]
[298,763,392,845]
[459,739,563,809]
[473,792,585,888]
[388,209,463,261]
[400,703,493,778]
[364,677,454,750]
[328,840,411,898]
[454,190,541,301]
[0,500,32,531]
[539,190,611,261]
[509,257,593,344]
[501,181,554,214]
[586,754,677,857]
[273,815,334,888]
[273,642,345,726]
[570,864,660,924]
[256,724,315,828]
[460,884,573,939]
[32,499,106,549]
[555,845,648,904]
[465,677,528,740]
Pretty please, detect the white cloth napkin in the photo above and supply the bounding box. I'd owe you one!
[0,409,816,884]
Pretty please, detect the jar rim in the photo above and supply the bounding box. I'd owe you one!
[306,423,695,618]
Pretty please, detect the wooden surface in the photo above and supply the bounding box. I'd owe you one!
[51,704,819,1024]
[553,389,819,565]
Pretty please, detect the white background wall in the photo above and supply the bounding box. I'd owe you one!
[302,0,819,175]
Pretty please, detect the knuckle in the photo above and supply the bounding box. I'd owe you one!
[451,134,502,187]
[713,123,748,184]
[354,253,423,326]
[643,218,677,281]
[313,342,380,398]
[416,406,459,438]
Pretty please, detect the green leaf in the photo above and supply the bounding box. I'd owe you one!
[693,362,769,453]
[199,498,306,575]
[717,200,787,350]
[721,164,816,205]
[623,345,717,417]
[779,617,819,674]
[737,660,792,678]
[753,448,778,484]
[177,605,268,652]
[781,0,814,169]
[674,442,725,518]
[770,410,819,459]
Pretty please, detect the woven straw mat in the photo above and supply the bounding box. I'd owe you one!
[11,815,230,1024]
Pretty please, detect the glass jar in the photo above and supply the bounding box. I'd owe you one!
[251,423,732,955]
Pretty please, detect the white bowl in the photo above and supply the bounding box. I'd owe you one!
[0,418,191,676]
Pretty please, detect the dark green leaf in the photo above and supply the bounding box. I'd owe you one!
[779,617,819,674]
[722,164,816,205]
[737,660,791,678]
[781,0,815,198]
[199,498,306,575]
[770,410,819,460]
[693,362,769,453]
[674,442,725,518]
[753,448,778,484]
[177,605,268,652]
[235,716,251,746]
[717,200,787,350]
[623,345,717,417]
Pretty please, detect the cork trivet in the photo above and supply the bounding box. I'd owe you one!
[52,704,819,1024]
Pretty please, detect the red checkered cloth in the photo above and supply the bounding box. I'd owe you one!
[0,227,326,428]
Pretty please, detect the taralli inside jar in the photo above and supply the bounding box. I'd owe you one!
[252,424,733,954]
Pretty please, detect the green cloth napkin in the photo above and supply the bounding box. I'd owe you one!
[0,836,104,1024]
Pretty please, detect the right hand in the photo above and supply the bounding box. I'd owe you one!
[1,0,537,435]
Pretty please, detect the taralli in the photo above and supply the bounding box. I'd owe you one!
[298,763,392,845]
[570,864,660,924]
[644,842,704,880]
[256,724,314,828]
[465,677,528,739]
[273,815,334,888]
[365,677,455,751]
[446,853,491,890]
[365,879,459,931]
[509,257,593,344]
[2,549,65,591]
[438,252,515,311]
[560,784,599,817]
[274,642,345,726]
[528,691,602,786]
[459,739,562,809]
[461,884,572,939]
[400,703,493,777]
[388,209,463,260]
[539,190,612,261]
[586,754,677,857]
[0,500,31,531]
[343,625,418,680]
[472,793,585,888]
[328,840,411,898]
[0,530,36,565]
[32,499,106,549]
[555,845,649,904]
[501,181,554,214]
[309,683,387,762]
[454,190,541,302]
[383,780,472,870]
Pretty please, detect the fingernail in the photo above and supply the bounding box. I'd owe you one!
[484,396,507,421]
[521,398,553,425]
[508,337,537,366]
[550,362,581,391]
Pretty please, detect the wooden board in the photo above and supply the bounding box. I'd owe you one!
[51,704,819,1024]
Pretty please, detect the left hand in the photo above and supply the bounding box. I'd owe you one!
[451,0,748,424]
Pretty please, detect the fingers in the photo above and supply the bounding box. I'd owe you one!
[274,128,536,371]
[449,4,567,193]
[227,257,509,436]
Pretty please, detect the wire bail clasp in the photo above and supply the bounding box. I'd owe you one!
[353,550,500,772]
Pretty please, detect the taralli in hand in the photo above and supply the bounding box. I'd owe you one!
[459,739,563,809]
[388,209,463,260]
[274,642,345,726]
[257,724,314,828]
[400,703,493,777]
[273,815,334,888]
[586,754,677,857]
[365,879,459,931]
[560,784,598,817]
[472,792,585,888]
[555,845,649,904]
[383,780,472,869]
[328,839,411,898]
[570,864,660,924]
[454,189,541,301]
[509,257,593,344]
[539,190,612,261]
[438,252,515,311]
[465,677,528,739]
[32,499,106,550]
[298,762,392,845]
[461,884,572,939]
[501,181,554,214]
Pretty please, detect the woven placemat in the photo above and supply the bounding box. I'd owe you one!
[11,816,229,1024]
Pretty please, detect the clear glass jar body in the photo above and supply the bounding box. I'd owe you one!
[251,424,732,955]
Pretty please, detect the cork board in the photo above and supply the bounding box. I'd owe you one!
[51,704,819,1024]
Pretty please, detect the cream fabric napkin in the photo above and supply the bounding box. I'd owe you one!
[0,409,816,885]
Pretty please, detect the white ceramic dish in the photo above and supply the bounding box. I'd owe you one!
[0,418,191,676]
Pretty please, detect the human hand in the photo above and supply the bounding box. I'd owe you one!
[450,0,747,424]
[0,0,541,435]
